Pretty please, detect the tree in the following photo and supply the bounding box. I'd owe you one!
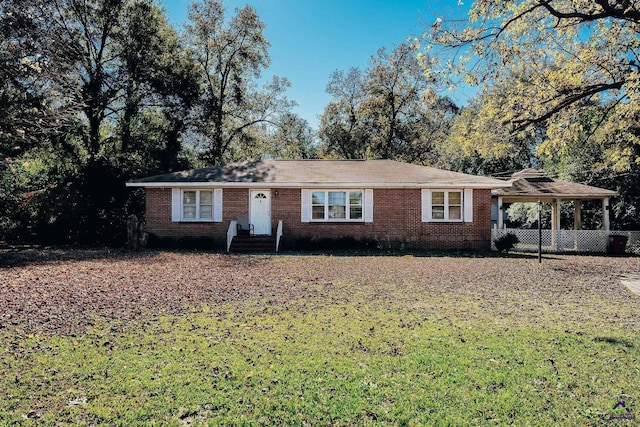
[318,68,370,159]
[319,42,452,163]
[435,74,542,176]
[1,0,203,244]
[0,0,81,161]
[268,113,318,159]
[185,0,294,165]
[365,42,435,160]
[427,0,640,169]
[394,94,459,165]
[13,0,198,169]
[1,0,83,239]
[114,0,200,172]
[51,0,127,160]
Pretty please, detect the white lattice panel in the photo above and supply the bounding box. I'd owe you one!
[492,229,640,254]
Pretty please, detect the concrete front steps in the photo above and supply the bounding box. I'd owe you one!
[229,235,277,253]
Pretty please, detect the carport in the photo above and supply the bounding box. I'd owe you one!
[492,169,619,252]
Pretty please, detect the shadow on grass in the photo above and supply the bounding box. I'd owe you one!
[278,249,565,260]
[1,246,570,268]
[593,336,635,348]
[0,246,161,268]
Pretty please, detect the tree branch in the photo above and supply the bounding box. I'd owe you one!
[539,0,640,23]
[511,80,625,129]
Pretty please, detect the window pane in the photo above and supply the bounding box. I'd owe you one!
[328,191,346,205]
[329,205,346,218]
[312,192,325,205]
[449,206,461,220]
[350,206,363,219]
[200,206,213,219]
[349,191,362,205]
[432,206,445,219]
[328,192,346,219]
[449,192,461,205]
[312,206,325,219]
[432,191,445,205]
[200,191,212,204]
[183,191,196,205]
[183,206,196,219]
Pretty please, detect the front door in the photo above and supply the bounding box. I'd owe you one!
[250,190,271,235]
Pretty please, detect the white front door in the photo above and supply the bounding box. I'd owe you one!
[250,190,271,235]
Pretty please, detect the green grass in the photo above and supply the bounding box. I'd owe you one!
[2,300,639,425]
[1,252,639,425]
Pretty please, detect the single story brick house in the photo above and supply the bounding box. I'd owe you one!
[126,159,511,251]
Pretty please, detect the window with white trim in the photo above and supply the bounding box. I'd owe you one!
[182,189,214,221]
[311,190,363,221]
[426,190,463,221]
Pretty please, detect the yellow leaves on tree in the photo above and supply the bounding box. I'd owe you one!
[425,0,640,170]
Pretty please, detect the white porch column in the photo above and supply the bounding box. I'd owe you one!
[498,196,504,229]
[551,198,560,249]
[574,200,581,250]
[603,197,610,231]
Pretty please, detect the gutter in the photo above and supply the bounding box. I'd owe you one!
[126,181,513,189]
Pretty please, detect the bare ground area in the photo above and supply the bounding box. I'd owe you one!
[1,248,639,336]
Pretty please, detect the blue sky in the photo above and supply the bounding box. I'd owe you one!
[161,0,472,129]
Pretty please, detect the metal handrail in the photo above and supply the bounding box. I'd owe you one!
[227,220,237,252]
[276,220,283,252]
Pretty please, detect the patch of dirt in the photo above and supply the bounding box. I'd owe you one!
[1,248,638,336]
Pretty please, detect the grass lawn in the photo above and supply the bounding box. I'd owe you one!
[1,249,639,426]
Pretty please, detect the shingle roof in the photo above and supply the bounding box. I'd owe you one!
[492,170,617,199]
[126,159,510,188]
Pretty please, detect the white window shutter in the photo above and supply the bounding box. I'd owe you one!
[213,188,223,222]
[171,188,181,222]
[364,189,374,222]
[421,189,431,222]
[464,189,473,222]
[301,189,310,222]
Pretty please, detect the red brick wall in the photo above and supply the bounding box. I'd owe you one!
[145,187,493,250]
[146,188,228,240]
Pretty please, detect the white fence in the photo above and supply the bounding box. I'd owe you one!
[492,229,640,254]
